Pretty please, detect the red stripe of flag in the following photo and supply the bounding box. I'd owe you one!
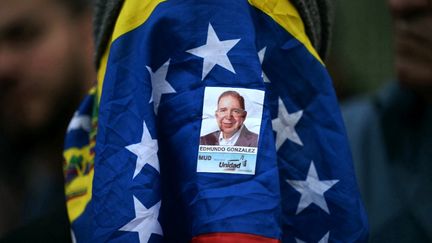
[192,233,280,243]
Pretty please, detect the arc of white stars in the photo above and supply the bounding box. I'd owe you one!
[295,232,330,243]
[272,98,303,149]
[67,112,91,132]
[125,121,159,178]
[186,23,240,80]
[119,197,163,243]
[287,161,339,214]
[258,47,271,83]
[146,59,176,115]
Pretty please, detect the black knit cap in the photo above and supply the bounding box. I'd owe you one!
[290,0,332,60]
[92,0,332,68]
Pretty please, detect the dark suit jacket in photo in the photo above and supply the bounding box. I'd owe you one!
[200,126,258,147]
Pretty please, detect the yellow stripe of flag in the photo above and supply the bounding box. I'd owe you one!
[98,0,323,101]
[248,0,324,65]
[97,0,166,102]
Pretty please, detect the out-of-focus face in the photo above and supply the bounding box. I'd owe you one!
[0,0,93,139]
[388,0,432,92]
[215,95,246,139]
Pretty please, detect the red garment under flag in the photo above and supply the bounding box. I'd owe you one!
[192,233,280,243]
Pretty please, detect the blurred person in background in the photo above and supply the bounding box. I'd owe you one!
[342,0,432,242]
[0,0,94,241]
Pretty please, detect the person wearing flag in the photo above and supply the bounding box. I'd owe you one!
[64,0,369,242]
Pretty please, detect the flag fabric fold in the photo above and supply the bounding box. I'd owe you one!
[64,0,369,242]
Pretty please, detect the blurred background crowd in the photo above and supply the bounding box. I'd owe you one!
[0,0,94,241]
[0,0,430,242]
[329,0,394,99]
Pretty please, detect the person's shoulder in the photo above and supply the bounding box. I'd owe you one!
[341,82,399,131]
[201,130,219,138]
[200,131,219,145]
[242,126,258,138]
[239,126,258,147]
[340,92,381,150]
[341,96,375,122]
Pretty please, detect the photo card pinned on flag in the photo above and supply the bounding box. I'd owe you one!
[198,87,264,175]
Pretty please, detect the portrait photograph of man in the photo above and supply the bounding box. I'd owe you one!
[200,88,264,147]
[197,87,264,175]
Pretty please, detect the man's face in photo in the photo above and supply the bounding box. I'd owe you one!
[215,94,246,139]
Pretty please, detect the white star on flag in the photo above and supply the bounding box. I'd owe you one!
[272,98,303,149]
[119,197,162,243]
[67,112,91,132]
[295,232,329,243]
[146,59,176,115]
[186,23,240,80]
[126,121,159,178]
[71,229,77,243]
[258,47,271,83]
[287,161,339,214]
